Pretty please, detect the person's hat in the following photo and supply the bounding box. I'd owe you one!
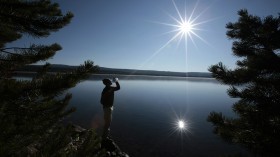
[102,78,111,85]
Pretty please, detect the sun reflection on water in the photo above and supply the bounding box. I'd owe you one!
[174,119,191,134]
[178,120,186,129]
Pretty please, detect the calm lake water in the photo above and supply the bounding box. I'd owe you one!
[64,75,248,157]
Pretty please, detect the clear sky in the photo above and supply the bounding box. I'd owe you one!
[8,0,280,72]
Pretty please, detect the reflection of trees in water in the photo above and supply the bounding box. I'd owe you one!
[208,9,280,157]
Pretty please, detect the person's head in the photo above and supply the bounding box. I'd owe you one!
[102,78,112,86]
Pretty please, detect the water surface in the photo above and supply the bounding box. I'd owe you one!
[66,75,248,157]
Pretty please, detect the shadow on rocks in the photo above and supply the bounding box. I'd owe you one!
[101,137,129,157]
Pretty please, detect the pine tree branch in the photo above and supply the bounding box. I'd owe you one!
[0,43,62,78]
[0,0,73,43]
[0,49,22,56]
[0,58,16,61]
[209,9,280,156]
[0,1,104,156]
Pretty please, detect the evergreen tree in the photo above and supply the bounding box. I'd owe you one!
[208,9,280,156]
[0,0,103,156]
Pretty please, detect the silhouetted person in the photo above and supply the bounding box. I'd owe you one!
[100,78,120,139]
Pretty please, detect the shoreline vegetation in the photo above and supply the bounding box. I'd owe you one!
[15,64,212,78]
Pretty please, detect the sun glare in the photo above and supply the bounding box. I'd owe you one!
[173,118,190,134]
[179,21,193,34]
[167,116,192,137]
[178,120,185,129]
[154,0,216,54]
[140,0,216,68]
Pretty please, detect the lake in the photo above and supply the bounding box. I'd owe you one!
[64,75,249,157]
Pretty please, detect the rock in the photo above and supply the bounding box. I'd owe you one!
[101,137,129,157]
[71,124,86,133]
[27,145,39,156]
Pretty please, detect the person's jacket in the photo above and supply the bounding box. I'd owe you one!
[100,82,120,108]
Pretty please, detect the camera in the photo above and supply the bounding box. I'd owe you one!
[112,77,118,82]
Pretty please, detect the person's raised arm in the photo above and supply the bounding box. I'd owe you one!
[114,78,120,91]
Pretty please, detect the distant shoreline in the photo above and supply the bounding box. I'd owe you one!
[15,64,213,78]
[13,72,215,82]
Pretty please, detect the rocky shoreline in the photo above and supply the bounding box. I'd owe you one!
[68,125,129,157]
[25,124,129,157]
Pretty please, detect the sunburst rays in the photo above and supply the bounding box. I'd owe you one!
[140,0,215,69]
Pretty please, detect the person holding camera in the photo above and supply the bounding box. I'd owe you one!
[100,78,120,139]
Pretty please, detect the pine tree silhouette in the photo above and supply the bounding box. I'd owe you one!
[208,9,280,157]
[0,0,104,156]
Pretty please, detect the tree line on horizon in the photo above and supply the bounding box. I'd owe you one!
[15,64,212,78]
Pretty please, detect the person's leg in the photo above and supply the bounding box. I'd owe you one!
[102,107,113,138]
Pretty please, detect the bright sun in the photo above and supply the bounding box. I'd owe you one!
[179,21,193,34]
[153,0,214,54]
[140,0,214,68]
